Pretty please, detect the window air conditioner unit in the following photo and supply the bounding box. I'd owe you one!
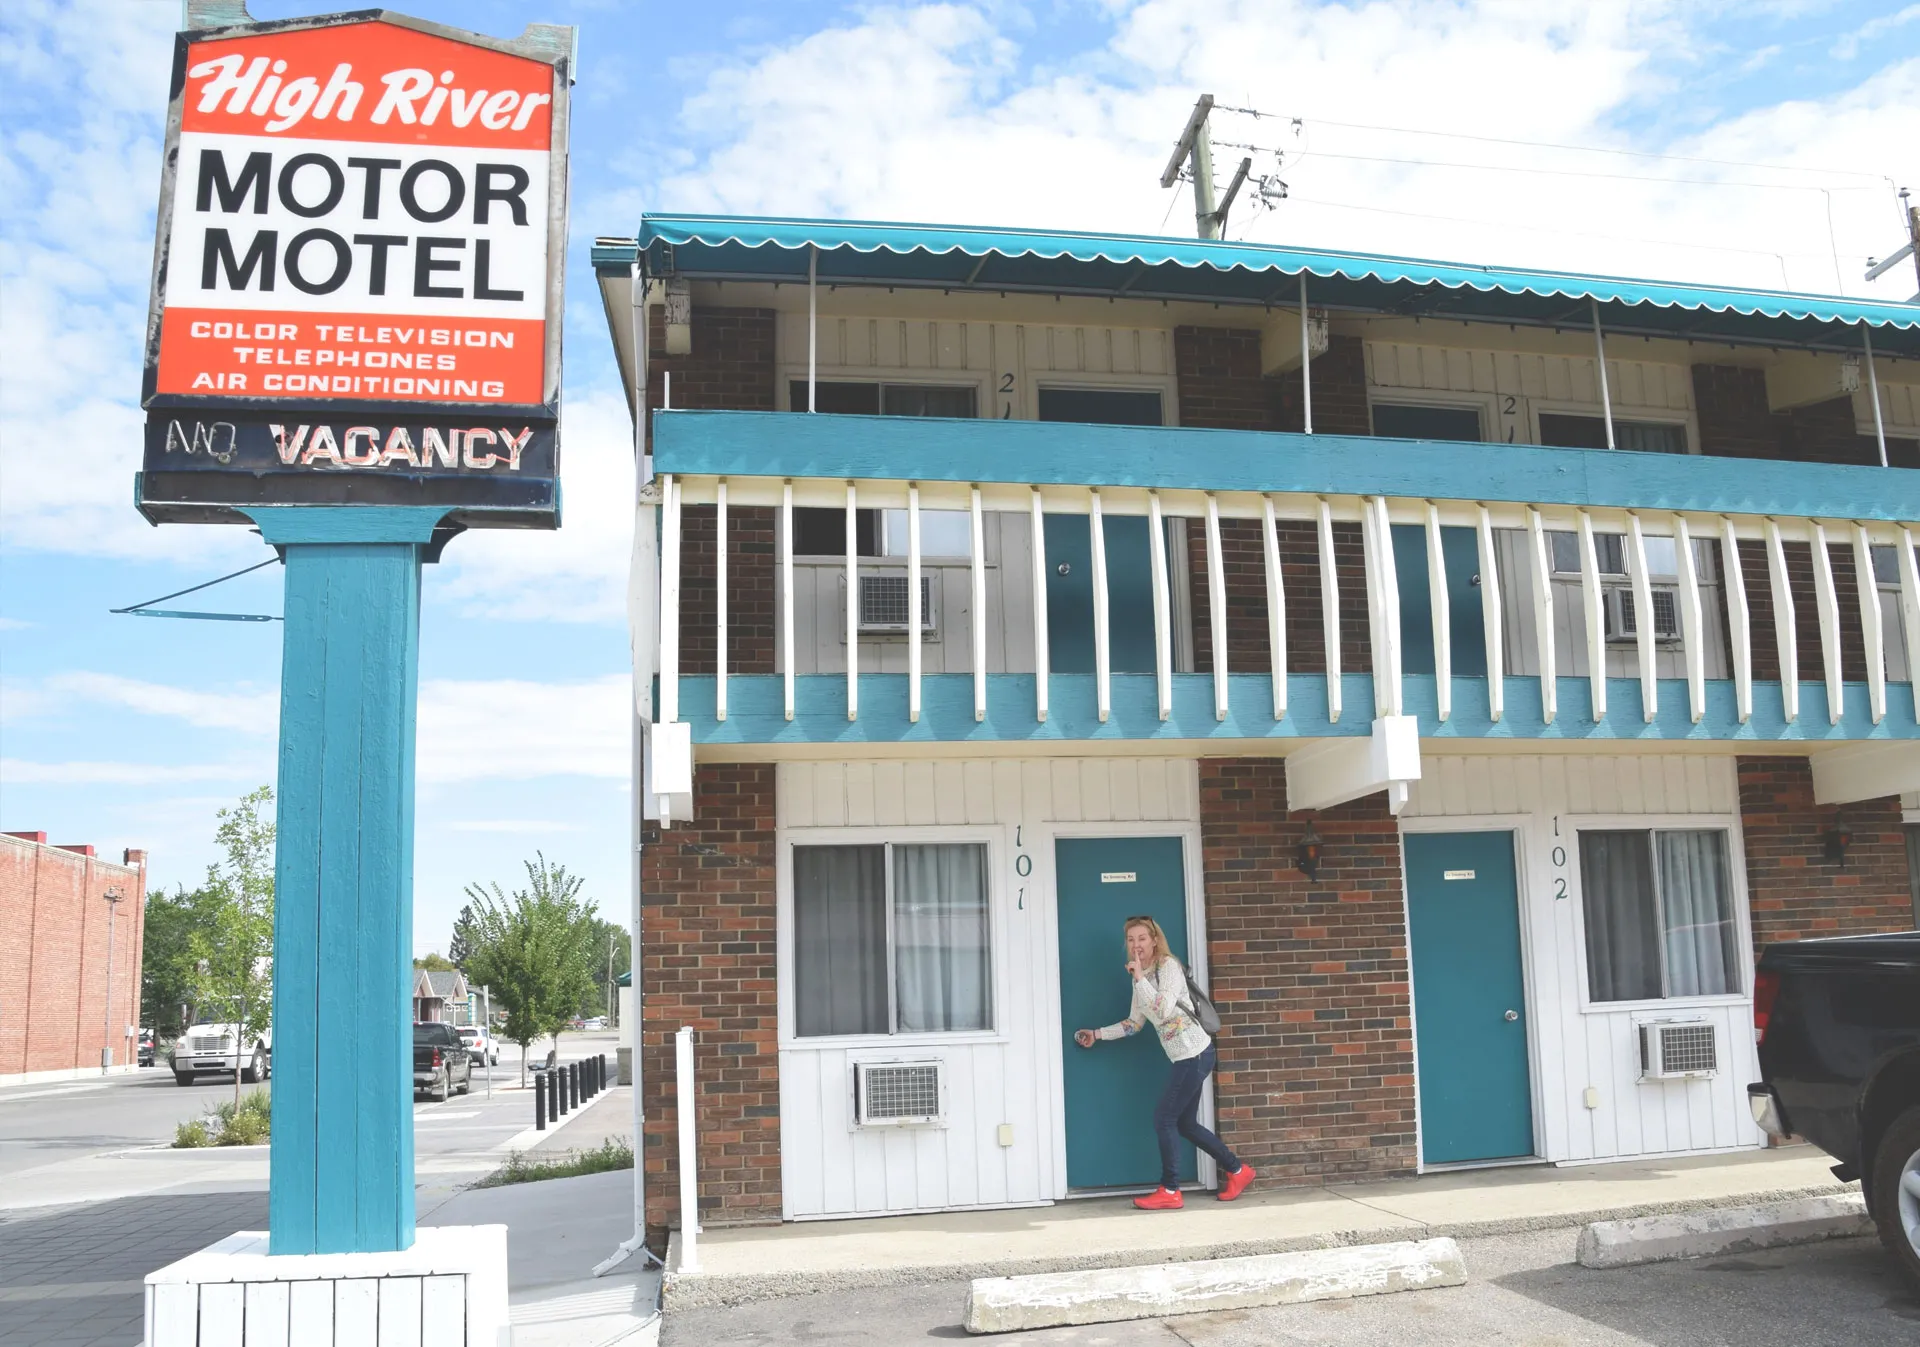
[853,1060,944,1127]
[1639,1020,1718,1081]
[1604,586,1681,644]
[857,574,937,634]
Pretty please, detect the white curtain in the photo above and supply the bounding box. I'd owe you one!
[1580,830,1662,1002]
[793,845,888,1036]
[1657,830,1738,998]
[893,844,991,1032]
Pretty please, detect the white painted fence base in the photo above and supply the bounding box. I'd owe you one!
[144,1225,509,1347]
[962,1237,1466,1335]
[1575,1194,1871,1269]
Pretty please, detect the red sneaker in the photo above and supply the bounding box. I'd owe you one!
[1132,1187,1184,1211]
[1217,1164,1256,1201]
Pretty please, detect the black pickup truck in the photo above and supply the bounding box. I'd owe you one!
[414,1021,472,1102]
[1749,931,1920,1285]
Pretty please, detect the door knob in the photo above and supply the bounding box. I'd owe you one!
[1504,1009,1519,1021]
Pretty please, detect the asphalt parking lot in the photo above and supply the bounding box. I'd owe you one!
[661,1226,1920,1346]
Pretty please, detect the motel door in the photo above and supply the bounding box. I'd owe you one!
[1405,831,1535,1164]
[1056,836,1195,1190]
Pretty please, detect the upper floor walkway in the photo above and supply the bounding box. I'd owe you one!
[600,215,1920,809]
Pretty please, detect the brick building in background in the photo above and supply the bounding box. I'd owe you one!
[0,833,148,1084]
[594,216,1919,1239]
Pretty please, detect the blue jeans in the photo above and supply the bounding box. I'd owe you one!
[1153,1044,1241,1190]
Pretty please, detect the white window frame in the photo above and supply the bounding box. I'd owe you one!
[1032,376,1177,427]
[1565,812,1753,1016]
[776,369,991,417]
[1530,401,1700,456]
[777,825,1008,1050]
[1366,390,1500,442]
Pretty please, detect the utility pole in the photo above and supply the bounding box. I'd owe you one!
[1864,187,1920,300]
[101,887,124,1072]
[1159,95,1250,241]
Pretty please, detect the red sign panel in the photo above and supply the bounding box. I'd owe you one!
[151,19,562,409]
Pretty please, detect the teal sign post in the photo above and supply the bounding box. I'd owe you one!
[136,8,574,1261]
[251,506,446,1254]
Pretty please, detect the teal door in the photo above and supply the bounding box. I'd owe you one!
[1045,516,1156,675]
[1405,831,1534,1164]
[1392,524,1487,676]
[1056,836,1195,1189]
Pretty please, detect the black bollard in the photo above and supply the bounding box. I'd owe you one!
[585,1056,596,1098]
[551,1065,565,1116]
[601,1054,609,1091]
[535,1073,546,1130]
[569,1060,580,1109]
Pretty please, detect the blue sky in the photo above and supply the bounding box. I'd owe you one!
[3,0,1917,953]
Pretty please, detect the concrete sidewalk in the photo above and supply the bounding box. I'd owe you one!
[663,1146,1850,1309]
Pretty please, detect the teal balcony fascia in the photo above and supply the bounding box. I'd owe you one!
[652,410,1920,522]
[676,674,1916,749]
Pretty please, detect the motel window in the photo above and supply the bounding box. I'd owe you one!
[1037,387,1163,425]
[793,842,992,1037]
[1579,829,1740,1003]
[787,381,978,559]
[1539,413,1689,455]
[1371,402,1484,442]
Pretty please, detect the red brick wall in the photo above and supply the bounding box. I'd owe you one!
[1200,761,1417,1182]
[639,763,780,1232]
[1693,362,1919,468]
[648,305,779,675]
[1175,328,1374,676]
[1738,757,1912,950]
[1726,539,1871,686]
[678,505,777,676]
[0,838,147,1077]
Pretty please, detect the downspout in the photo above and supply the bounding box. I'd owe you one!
[599,257,663,1279]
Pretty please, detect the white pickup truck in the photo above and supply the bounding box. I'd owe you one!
[172,1022,272,1086]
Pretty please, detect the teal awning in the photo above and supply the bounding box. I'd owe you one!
[591,214,1920,357]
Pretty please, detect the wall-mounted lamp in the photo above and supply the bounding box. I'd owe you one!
[1824,827,1852,867]
[663,277,693,356]
[1297,819,1324,881]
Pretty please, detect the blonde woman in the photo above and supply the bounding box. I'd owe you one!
[1073,915,1254,1210]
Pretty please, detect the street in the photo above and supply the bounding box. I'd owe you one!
[0,1032,626,1346]
[661,1227,1920,1347]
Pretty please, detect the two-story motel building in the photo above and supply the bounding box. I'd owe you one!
[592,216,1920,1233]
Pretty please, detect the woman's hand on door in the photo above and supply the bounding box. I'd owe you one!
[1073,1029,1096,1048]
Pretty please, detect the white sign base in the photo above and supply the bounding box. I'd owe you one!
[144,1225,509,1347]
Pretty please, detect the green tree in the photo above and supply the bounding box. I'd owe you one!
[582,916,631,1021]
[188,786,276,1107]
[413,953,458,972]
[459,854,599,1084]
[448,903,478,968]
[140,886,216,1037]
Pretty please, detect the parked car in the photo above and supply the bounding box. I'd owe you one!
[137,1028,156,1067]
[582,1016,607,1032]
[1749,931,1920,1286]
[455,1025,498,1067]
[414,1022,472,1102]
[172,1021,272,1086]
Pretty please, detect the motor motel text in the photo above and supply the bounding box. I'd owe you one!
[160,34,554,405]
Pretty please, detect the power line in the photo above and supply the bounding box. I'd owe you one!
[1210,103,1889,184]
[1210,139,1882,192]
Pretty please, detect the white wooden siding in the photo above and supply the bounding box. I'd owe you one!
[776,758,1201,1220]
[1403,755,1760,1165]
[778,512,1037,675]
[1366,341,1697,448]
[1855,378,1920,437]
[774,315,1176,420]
[1493,530,1730,681]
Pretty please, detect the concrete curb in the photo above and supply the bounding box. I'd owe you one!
[1576,1193,1872,1268]
[659,1180,1851,1310]
[962,1237,1465,1334]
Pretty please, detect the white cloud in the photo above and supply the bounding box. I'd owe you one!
[1832,3,1920,60]
[417,674,630,783]
[48,672,279,735]
[430,391,636,624]
[649,0,1916,299]
[1,758,261,785]
[445,819,589,833]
